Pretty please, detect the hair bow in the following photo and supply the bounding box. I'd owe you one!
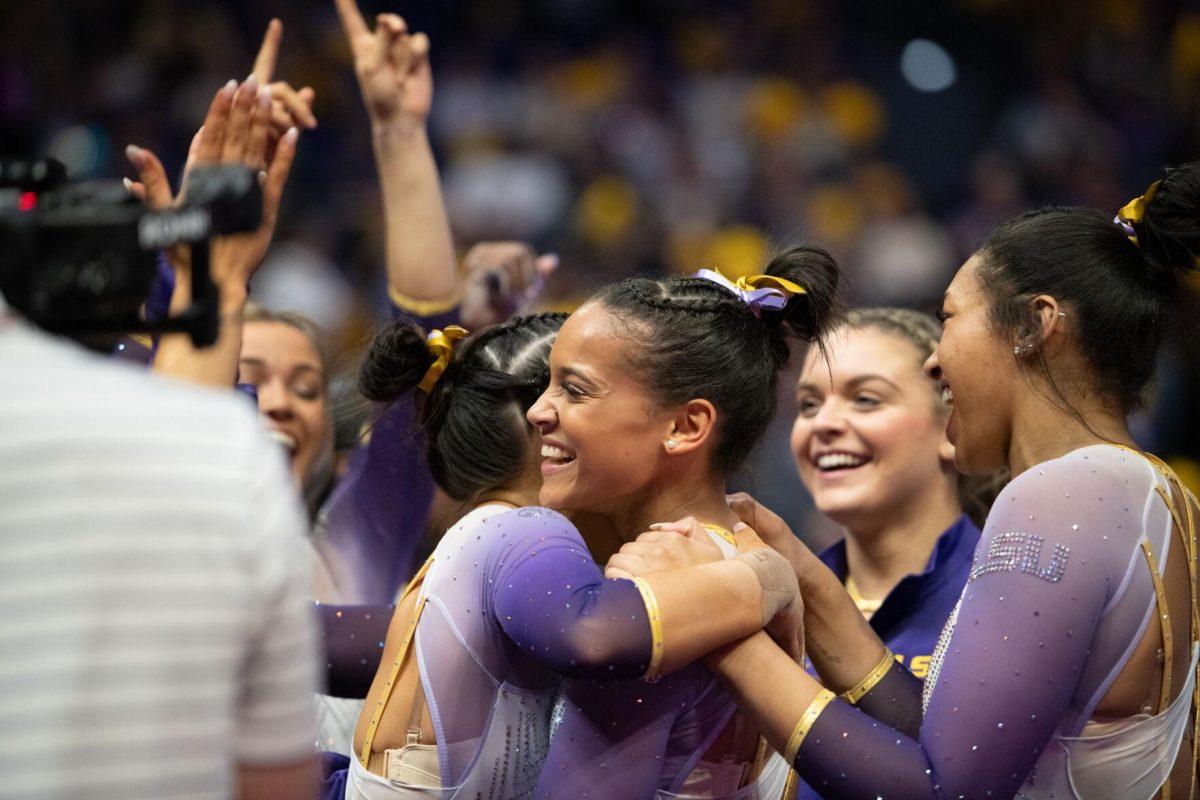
[419,325,470,393]
[1114,179,1161,245]
[691,269,807,317]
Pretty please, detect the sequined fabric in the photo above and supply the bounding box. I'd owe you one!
[536,529,780,799]
[346,504,655,798]
[793,445,1198,799]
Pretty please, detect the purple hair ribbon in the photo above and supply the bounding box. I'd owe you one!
[690,268,806,317]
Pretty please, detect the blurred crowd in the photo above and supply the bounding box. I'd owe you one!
[4,0,1199,539]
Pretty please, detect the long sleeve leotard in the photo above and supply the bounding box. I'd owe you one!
[789,445,1194,799]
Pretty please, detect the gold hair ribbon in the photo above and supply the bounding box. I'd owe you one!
[418,325,469,393]
[1114,179,1161,245]
[691,269,807,316]
[734,273,808,298]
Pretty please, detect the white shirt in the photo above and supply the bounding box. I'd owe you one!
[0,313,319,799]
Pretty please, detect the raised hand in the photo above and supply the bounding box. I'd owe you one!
[334,0,432,127]
[124,20,308,298]
[126,78,299,300]
[125,19,313,207]
[193,77,299,295]
[460,242,559,329]
[252,18,318,135]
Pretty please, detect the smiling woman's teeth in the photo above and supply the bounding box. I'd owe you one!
[942,386,954,406]
[541,444,575,462]
[268,430,297,455]
[816,453,867,470]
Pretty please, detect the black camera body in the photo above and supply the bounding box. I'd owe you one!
[0,158,261,347]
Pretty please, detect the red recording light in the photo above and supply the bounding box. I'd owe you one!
[18,192,37,212]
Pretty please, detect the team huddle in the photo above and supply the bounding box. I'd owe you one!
[2,3,1198,800]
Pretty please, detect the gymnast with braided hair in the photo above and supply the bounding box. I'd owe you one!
[611,164,1200,799]
[333,245,841,800]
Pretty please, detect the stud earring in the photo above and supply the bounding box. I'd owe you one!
[665,439,677,450]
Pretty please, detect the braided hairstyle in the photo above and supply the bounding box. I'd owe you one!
[978,160,1200,413]
[359,312,568,502]
[837,307,1005,527]
[594,245,842,473]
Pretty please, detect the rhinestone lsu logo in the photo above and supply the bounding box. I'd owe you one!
[969,532,1069,584]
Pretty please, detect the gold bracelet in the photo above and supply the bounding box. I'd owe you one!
[784,688,836,764]
[388,285,462,317]
[630,577,665,679]
[840,648,895,705]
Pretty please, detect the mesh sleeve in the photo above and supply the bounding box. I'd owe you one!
[852,661,924,739]
[313,306,460,603]
[792,456,1131,798]
[486,508,654,680]
[316,603,393,698]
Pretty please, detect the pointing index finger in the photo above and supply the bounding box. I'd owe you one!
[333,0,370,39]
[252,18,282,84]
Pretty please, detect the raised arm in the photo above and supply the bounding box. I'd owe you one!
[128,23,310,388]
[334,0,457,311]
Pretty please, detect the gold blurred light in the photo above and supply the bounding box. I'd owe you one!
[704,225,769,279]
[575,176,640,245]
[821,81,887,149]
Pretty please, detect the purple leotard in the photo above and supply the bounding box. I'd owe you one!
[790,446,1195,799]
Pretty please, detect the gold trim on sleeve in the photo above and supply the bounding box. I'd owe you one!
[840,648,896,705]
[388,285,462,317]
[631,576,665,679]
[784,688,836,765]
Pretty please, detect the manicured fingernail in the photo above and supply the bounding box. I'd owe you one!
[284,127,299,144]
[124,144,144,165]
[122,177,134,191]
[258,171,267,186]
[544,253,560,270]
[220,79,237,98]
[257,85,272,109]
[648,523,666,530]
[244,74,259,91]
[732,522,749,532]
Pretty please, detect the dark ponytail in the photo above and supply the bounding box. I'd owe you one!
[358,322,436,404]
[594,244,843,473]
[978,160,1200,413]
[1133,164,1200,291]
[358,312,568,502]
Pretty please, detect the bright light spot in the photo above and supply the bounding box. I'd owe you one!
[901,39,956,93]
[47,125,103,178]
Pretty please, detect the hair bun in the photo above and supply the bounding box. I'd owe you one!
[1137,161,1200,292]
[358,320,436,403]
[762,245,842,344]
